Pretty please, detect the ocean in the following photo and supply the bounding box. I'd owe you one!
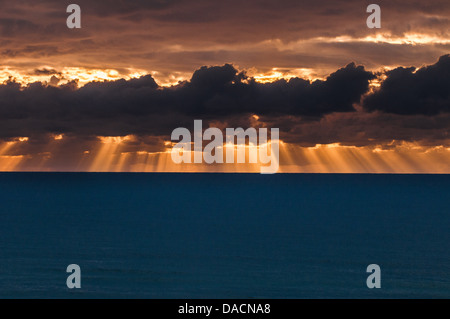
[0,173,448,298]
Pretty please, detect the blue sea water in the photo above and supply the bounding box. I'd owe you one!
[0,173,448,299]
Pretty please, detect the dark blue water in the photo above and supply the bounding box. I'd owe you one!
[0,173,448,298]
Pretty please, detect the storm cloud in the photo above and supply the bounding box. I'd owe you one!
[0,62,374,139]
[0,56,449,153]
[363,54,450,115]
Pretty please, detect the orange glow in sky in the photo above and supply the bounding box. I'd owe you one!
[1,137,449,173]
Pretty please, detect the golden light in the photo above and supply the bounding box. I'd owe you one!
[359,33,450,45]
[302,32,450,46]
[89,135,134,171]
[0,140,25,170]
[53,134,64,140]
[0,155,24,171]
[0,135,449,173]
[98,135,133,144]
[251,68,320,83]
[58,67,147,86]
[0,66,150,87]
[277,142,450,174]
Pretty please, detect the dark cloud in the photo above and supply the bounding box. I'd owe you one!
[363,54,450,115]
[0,57,449,154]
[0,63,373,139]
[273,111,450,147]
[34,67,61,75]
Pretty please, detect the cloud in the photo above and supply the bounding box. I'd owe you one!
[0,56,449,158]
[0,63,374,139]
[363,54,450,115]
[34,68,61,76]
[273,111,450,147]
[1,0,449,80]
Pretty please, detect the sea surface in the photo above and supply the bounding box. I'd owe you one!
[0,173,448,298]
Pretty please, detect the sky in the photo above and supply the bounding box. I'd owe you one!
[0,0,449,172]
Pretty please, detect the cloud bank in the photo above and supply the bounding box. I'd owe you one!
[0,56,449,156]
